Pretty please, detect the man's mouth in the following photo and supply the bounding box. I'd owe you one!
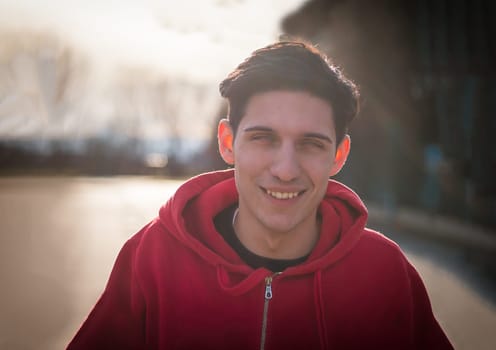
[265,189,303,200]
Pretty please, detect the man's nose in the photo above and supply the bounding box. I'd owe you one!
[270,143,300,182]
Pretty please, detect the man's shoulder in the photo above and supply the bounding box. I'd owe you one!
[125,218,176,253]
[337,228,412,278]
[355,227,406,258]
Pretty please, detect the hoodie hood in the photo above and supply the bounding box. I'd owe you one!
[158,169,368,276]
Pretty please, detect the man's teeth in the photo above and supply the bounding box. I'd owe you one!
[266,190,300,199]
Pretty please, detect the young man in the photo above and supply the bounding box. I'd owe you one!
[68,41,453,349]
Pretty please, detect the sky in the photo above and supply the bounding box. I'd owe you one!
[0,0,306,83]
[0,0,307,142]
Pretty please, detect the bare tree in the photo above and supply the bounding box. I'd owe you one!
[0,31,88,139]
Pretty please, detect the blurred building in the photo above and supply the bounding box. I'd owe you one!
[281,0,496,228]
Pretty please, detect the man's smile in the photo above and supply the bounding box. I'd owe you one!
[263,187,305,200]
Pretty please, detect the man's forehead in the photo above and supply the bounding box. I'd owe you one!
[241,90,334,121]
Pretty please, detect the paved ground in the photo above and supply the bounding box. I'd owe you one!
[0,176,494,349]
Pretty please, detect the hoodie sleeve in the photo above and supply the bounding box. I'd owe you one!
[67,235,146,350]
[407,262,454,350]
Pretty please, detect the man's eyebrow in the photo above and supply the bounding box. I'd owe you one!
[302,132,333,144]
[242,126,274,133]
[243,127,333,144]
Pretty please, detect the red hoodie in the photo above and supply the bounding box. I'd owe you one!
[68,170,453,350]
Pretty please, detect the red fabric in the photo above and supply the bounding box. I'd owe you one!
[68,170,453,350]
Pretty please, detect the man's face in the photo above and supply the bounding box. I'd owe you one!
[226,90,344,236]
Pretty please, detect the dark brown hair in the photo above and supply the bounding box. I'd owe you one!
[219,41,359,144]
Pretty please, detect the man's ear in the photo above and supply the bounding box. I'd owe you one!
[218,118,235,165]
[330,134,351,176]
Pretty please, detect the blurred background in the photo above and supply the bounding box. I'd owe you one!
[0,0,495,349]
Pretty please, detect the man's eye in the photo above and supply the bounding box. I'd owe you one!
[301,139,325,149]
[250,134,274,142]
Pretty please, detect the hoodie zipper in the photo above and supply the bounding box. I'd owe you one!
[260,273,280,350]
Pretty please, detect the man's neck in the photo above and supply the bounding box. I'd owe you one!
[232,207,321,260]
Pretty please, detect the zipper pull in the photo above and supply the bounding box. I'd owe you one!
[264,276,273,300]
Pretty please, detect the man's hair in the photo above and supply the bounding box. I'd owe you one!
[219,41,359,144]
